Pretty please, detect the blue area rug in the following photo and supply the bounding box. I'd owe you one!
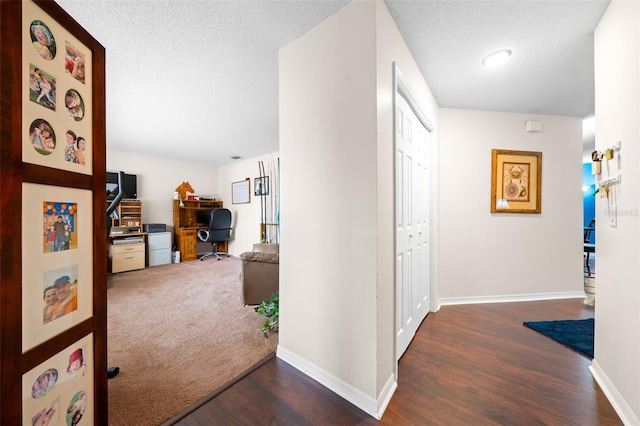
[523,318,594,358]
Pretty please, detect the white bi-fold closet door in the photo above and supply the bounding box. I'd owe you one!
[395,89,432,360]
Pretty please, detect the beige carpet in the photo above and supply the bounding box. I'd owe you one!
[107,257,277,425]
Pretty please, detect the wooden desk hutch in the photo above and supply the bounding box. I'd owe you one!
[173,199,226,261]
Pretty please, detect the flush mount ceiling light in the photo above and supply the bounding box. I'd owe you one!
[482,49,512,67]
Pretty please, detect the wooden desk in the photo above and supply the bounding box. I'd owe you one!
[175,227,228,261]
[175,228,197,261]
[173,199,225,261]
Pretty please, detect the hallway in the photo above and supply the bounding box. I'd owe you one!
[170,298,620,425]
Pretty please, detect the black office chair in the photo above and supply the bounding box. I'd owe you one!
[197,209,232,261]
[584,219,595,277]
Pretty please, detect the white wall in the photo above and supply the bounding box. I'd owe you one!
[591,1,640,423]
[437,110,584,303]
[107,149,219,228]
[217,153,280,256]
[278,0,438,418]
[279,0,379,411]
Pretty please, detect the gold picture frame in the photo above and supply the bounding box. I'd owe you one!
[491,149,542,214]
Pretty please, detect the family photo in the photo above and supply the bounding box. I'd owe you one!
[42,201,77,253]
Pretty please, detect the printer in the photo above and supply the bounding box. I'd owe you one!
[143,223,167,233]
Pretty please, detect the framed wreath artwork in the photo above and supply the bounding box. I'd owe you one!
[490,149,542,214]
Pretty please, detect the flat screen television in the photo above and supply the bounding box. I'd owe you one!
[106,172,137,200]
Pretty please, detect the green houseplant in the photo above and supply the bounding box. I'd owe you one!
[255,294,279,335]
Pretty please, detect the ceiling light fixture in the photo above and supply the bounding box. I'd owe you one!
[482,49,512,67]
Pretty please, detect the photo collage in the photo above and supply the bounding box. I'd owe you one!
[23,13,92,174]
[22,335,94,426]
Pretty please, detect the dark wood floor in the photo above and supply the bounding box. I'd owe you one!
[170,298,621,426]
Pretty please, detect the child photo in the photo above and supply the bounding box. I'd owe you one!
[30,398,58,426]
[66,390,87,426]
[64,89,84,121]
[30,20,56,60]
[64,41,86,84]
[29,64,56,111]
[66,348,85,377]
[30,368,58,399]
[29,119,56,156]
[62,131,87,166]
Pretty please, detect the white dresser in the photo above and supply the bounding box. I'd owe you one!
[147,232,172,266]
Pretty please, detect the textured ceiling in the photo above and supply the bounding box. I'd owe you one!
[55,0,609,166]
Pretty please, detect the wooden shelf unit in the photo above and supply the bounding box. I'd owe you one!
[173,199,226,261]
[108,200,146,272]
[109,199,143,234]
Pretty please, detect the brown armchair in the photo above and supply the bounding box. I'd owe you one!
[240,243,279,305]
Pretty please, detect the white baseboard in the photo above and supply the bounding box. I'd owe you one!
[589,360,640,426]
[276,346,396,419]
[437,291,586,310]
[377,372,397,419]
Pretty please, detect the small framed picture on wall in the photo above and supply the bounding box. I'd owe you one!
[490,149,542,214]
[254,176,269,196]
[232,179,250,204]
